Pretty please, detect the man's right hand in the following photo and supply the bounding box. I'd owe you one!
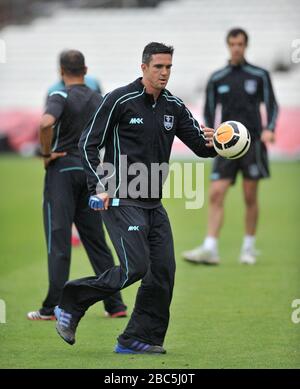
[88,193,110,211]
[202,125,215,147]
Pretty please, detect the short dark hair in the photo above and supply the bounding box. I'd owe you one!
[59,50,86,76]
[142,42,174,64]
[226,28,248,45]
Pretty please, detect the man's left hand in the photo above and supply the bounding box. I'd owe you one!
[43,152,67,169]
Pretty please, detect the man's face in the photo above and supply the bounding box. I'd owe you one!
[142,53,172,90]
[227,34,247,63]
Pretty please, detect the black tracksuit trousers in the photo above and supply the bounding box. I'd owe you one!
[59,204,176,346]
[41,155,126,315]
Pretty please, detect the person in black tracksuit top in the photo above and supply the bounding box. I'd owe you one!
[55,42,217,353]
[34,50,126,319]
[183,28,279,266]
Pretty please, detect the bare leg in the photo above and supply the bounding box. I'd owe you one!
[243,179,259,236]
[207,179,232,237]
[182,179,231,264]
[240,179,259,264]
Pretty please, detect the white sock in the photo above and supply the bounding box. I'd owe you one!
[242,235,256,251]
[203,236,218,252]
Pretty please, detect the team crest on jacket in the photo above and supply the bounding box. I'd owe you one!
[244,79,257,94]
[164,115,174,131]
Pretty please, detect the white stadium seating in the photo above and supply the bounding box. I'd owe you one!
[0,0,299,108]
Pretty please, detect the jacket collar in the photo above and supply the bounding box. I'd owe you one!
[133,77,165,106]
[228,59,248,69]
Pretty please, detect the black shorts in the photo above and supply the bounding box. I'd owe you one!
[211,139,270,185]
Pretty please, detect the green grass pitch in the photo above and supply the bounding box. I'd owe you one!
[0,156,299,368]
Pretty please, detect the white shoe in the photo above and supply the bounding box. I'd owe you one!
[27,310,56,321]
[182,245,220,265]
[239,248,258,265]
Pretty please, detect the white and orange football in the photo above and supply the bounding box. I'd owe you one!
[213,121,251,159]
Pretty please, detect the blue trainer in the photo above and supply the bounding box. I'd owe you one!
[54,306,78,346]
[115,339,166,354]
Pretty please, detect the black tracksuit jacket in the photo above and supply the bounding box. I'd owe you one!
[204,61,278,138]
[79,77,216,202]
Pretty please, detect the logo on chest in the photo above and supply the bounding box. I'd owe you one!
[217,84,230,94]
[164,115,174,131]
[129,117,144,125]
[244,79,257,94]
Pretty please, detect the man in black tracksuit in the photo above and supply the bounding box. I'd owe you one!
[183,28,278,265]
[55,42,217,354]
[33,50,126,320]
